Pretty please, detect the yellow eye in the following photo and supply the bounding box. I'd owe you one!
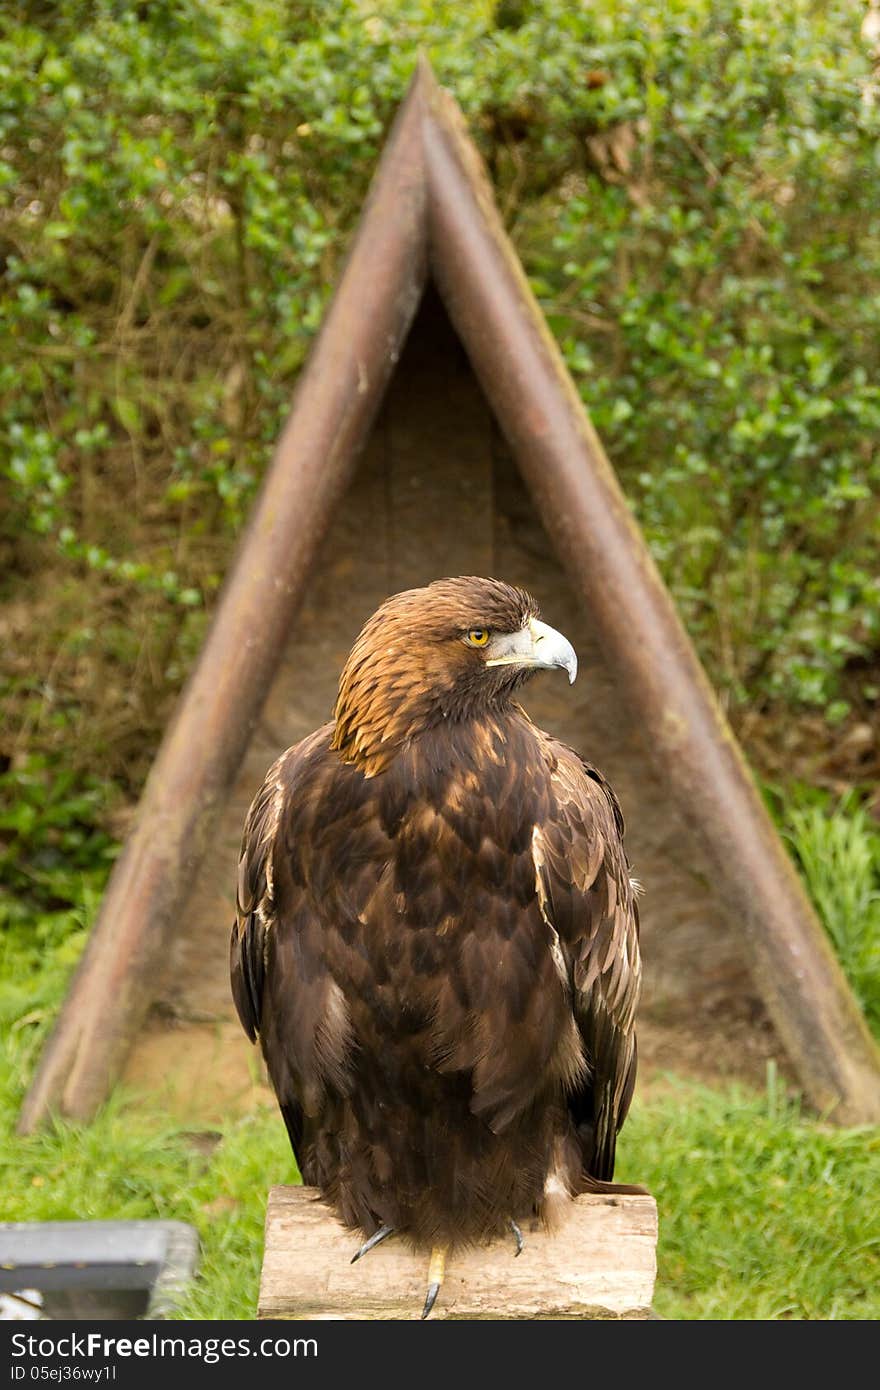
[466,628,490,647]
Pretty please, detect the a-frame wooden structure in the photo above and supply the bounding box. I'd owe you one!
[21,60,880,1132]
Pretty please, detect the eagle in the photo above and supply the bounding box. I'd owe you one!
[230,576,642,1317]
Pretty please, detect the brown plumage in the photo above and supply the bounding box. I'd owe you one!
[230,576,642,1256]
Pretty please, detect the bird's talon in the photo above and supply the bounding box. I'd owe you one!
[421,1245,447,1319]
[421,1281,441,1319]
[510,1218,524,1257]
[350,1223,395,1264]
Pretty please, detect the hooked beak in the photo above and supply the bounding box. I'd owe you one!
[485,617,578,685]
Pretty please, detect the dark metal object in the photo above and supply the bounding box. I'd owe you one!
[21,58,880,1131]
[0,1221,199,1319]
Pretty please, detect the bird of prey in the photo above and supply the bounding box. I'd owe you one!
[231,576,642,1317]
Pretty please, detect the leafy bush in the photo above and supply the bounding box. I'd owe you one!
[0,755,117,1089]
[1,0,878,794]
[2,11,877,1316]
[0,755,117,912]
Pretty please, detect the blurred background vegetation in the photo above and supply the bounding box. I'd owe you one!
[1,0,879,1319]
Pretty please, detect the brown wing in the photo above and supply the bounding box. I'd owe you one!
[532,736,642,1182]
[229,726,350,1169]
[230,754,283,1044]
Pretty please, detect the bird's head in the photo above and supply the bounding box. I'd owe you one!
[331,576,577,774]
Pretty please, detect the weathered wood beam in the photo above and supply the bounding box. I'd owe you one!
[258,1187,658,1320]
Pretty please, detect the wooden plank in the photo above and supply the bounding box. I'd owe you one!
[258,1186,657,1320]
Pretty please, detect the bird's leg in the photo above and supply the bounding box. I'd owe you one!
[350,1223,395,1265]
[421,1245,448,1320]
[509,1218,524,1257]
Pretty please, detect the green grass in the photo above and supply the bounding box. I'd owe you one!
[0,1079,294,1320]
[1,1058,877,1319]
[618,1076,880,1320]
[782,795,880,1037]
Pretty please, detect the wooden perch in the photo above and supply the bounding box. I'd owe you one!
[258,1186,658,1320]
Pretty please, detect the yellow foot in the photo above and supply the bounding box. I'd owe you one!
[421,1245,448,1319]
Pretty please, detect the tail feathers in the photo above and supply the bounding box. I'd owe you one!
[279,1099,305,1166]
[580,1171,649,1196]
[578,1120,646,1193]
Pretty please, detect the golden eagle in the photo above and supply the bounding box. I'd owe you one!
[231,577,642,1317]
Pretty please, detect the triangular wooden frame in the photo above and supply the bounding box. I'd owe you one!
[21,59,880,1132]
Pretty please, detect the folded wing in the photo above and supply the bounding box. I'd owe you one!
[533,738,642,1182]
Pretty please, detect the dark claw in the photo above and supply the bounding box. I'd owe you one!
[510,1218,524,1257]
[350,1223,395,1264]
[421,1281,441,1320]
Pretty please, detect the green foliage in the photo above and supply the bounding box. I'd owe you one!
[0,755,116,910]
[1,0,878,761]
[617,1077,880,1319]
[0,755,117,1090]
[1,3,879,1321]
[782,792,880,1036]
